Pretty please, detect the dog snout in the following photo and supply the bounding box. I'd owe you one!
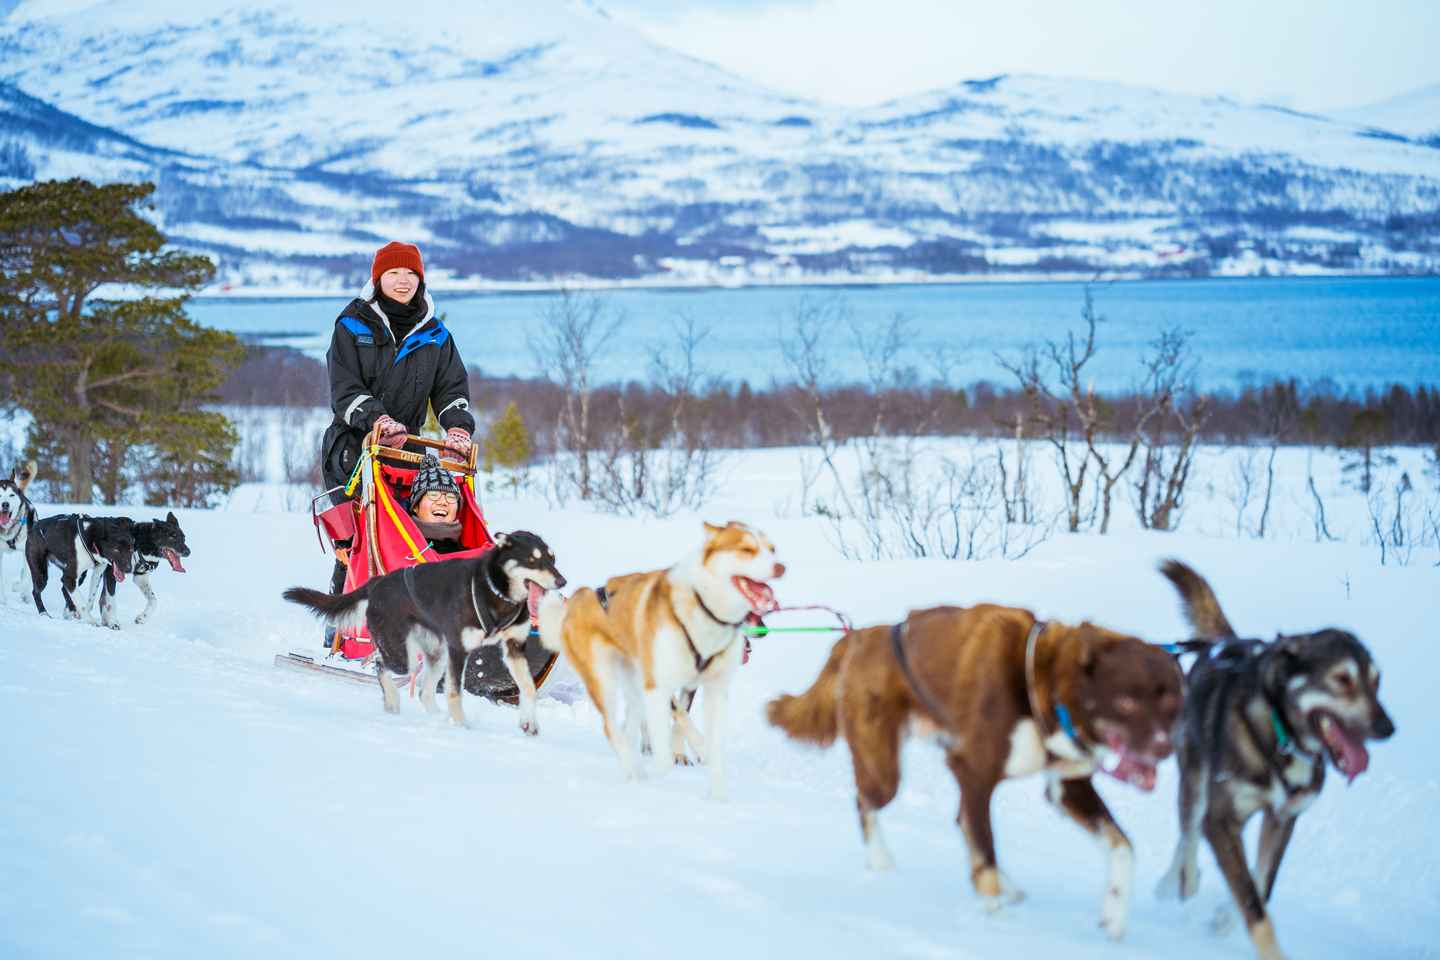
[553,572,568,590]
[772,561,786,579]
[1371,705,1396,740]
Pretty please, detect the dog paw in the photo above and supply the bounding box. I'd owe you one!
[134,614,148,625]
[1156,860,1200,902]
[519,720,539,737]
[672,752,695,766]
[105,622,120,632]
[865,844,895,873]
[1099,912,1127,941]
[978,895,1009,916]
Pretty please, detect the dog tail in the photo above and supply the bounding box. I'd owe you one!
[282,583,370,633]
[1159,559,1237,639]
[766,632,853,747]
[536,589,568,654]
[14,460,36,491]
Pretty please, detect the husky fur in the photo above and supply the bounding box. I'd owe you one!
[26,514,136,627]
[1155,560,1395,960]
[537,521,784,800]
[0,461,37,604]
[767,604,1183,939]
[284,531,565,733]
[97,512,191,625]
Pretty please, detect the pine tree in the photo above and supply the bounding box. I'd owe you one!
[483,402,532,473]
[0,178,241,504]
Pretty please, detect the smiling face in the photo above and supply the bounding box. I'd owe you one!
[1066,630,1184,791]
[700,521,785,614]
[378,267,418,304]
[413,490,459,524]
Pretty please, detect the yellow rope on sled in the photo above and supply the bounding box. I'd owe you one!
[374,457,429,565]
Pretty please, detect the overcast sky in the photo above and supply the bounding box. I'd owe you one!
[602,0,1440,111]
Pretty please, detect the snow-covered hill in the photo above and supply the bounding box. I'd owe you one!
[2,0,1439,288]
[1,456,1436,958]
[1337,84,1440,146]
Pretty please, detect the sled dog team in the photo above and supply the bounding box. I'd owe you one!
[285,518,1395,960]
[0,461,191,626]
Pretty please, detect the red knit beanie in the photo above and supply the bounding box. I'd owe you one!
[371,241,424,285]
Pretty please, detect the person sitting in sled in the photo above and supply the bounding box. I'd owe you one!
[319,240,475,593]
[408,454,466,556]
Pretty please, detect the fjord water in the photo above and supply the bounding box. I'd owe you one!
[189,276,1440,391]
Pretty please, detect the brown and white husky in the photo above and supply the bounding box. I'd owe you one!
[537,521,784,799]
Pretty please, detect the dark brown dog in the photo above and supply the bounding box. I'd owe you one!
[768,604,1182,939]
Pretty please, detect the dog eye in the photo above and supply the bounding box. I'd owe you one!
[1332,672,1356,694]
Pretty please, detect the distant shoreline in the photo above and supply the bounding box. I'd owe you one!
[190,269,1436,302]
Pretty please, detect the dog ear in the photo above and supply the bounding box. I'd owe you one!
[166,511,178,525]
[1075,626,1098,675]
[703,521,723,537]
[493,532,510,548]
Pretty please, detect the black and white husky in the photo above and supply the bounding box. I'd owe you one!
[1155,561,1395,960]
[26,514,136,627]
[0,461,38,605]
[284,531,566,733]
[98,512,191,625]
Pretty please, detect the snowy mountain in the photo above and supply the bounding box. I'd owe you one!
[1335,84,1440,146]
[2,0,1439,289]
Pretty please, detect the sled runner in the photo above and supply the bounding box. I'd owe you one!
[275,428,557,704]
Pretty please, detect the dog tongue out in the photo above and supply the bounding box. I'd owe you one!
[733,576,778,614]
[526,581,544,621]
[1102,732,1158,791]
[111,560,125,584]
[1319,713,1370,782]
[163,548,186,573]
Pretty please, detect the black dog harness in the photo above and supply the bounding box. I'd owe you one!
[1204,641,1321,798]
[396,560,526,640]
[889,620,957,727]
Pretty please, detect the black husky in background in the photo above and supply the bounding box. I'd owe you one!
[1155,560,1394,960]
[26,514,135,627]
[284,531,565,734]
[99,512,191,625]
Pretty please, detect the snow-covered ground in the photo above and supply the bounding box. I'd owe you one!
[1,439,1437,958]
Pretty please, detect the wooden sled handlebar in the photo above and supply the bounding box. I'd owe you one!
[367,425,478,476]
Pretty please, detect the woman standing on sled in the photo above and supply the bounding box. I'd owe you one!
[319,241,475,594]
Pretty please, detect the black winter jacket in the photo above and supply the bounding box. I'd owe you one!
[321,289,475,492]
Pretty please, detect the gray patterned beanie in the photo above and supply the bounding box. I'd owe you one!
[410,453,460,503]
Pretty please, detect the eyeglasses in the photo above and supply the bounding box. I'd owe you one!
[420,491,459,504]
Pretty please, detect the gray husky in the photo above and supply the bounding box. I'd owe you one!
[1155,560,1394,960]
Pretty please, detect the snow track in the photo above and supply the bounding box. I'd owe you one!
[0,499,1435,958]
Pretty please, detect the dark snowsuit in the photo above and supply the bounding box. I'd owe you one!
[321,288,475,498]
